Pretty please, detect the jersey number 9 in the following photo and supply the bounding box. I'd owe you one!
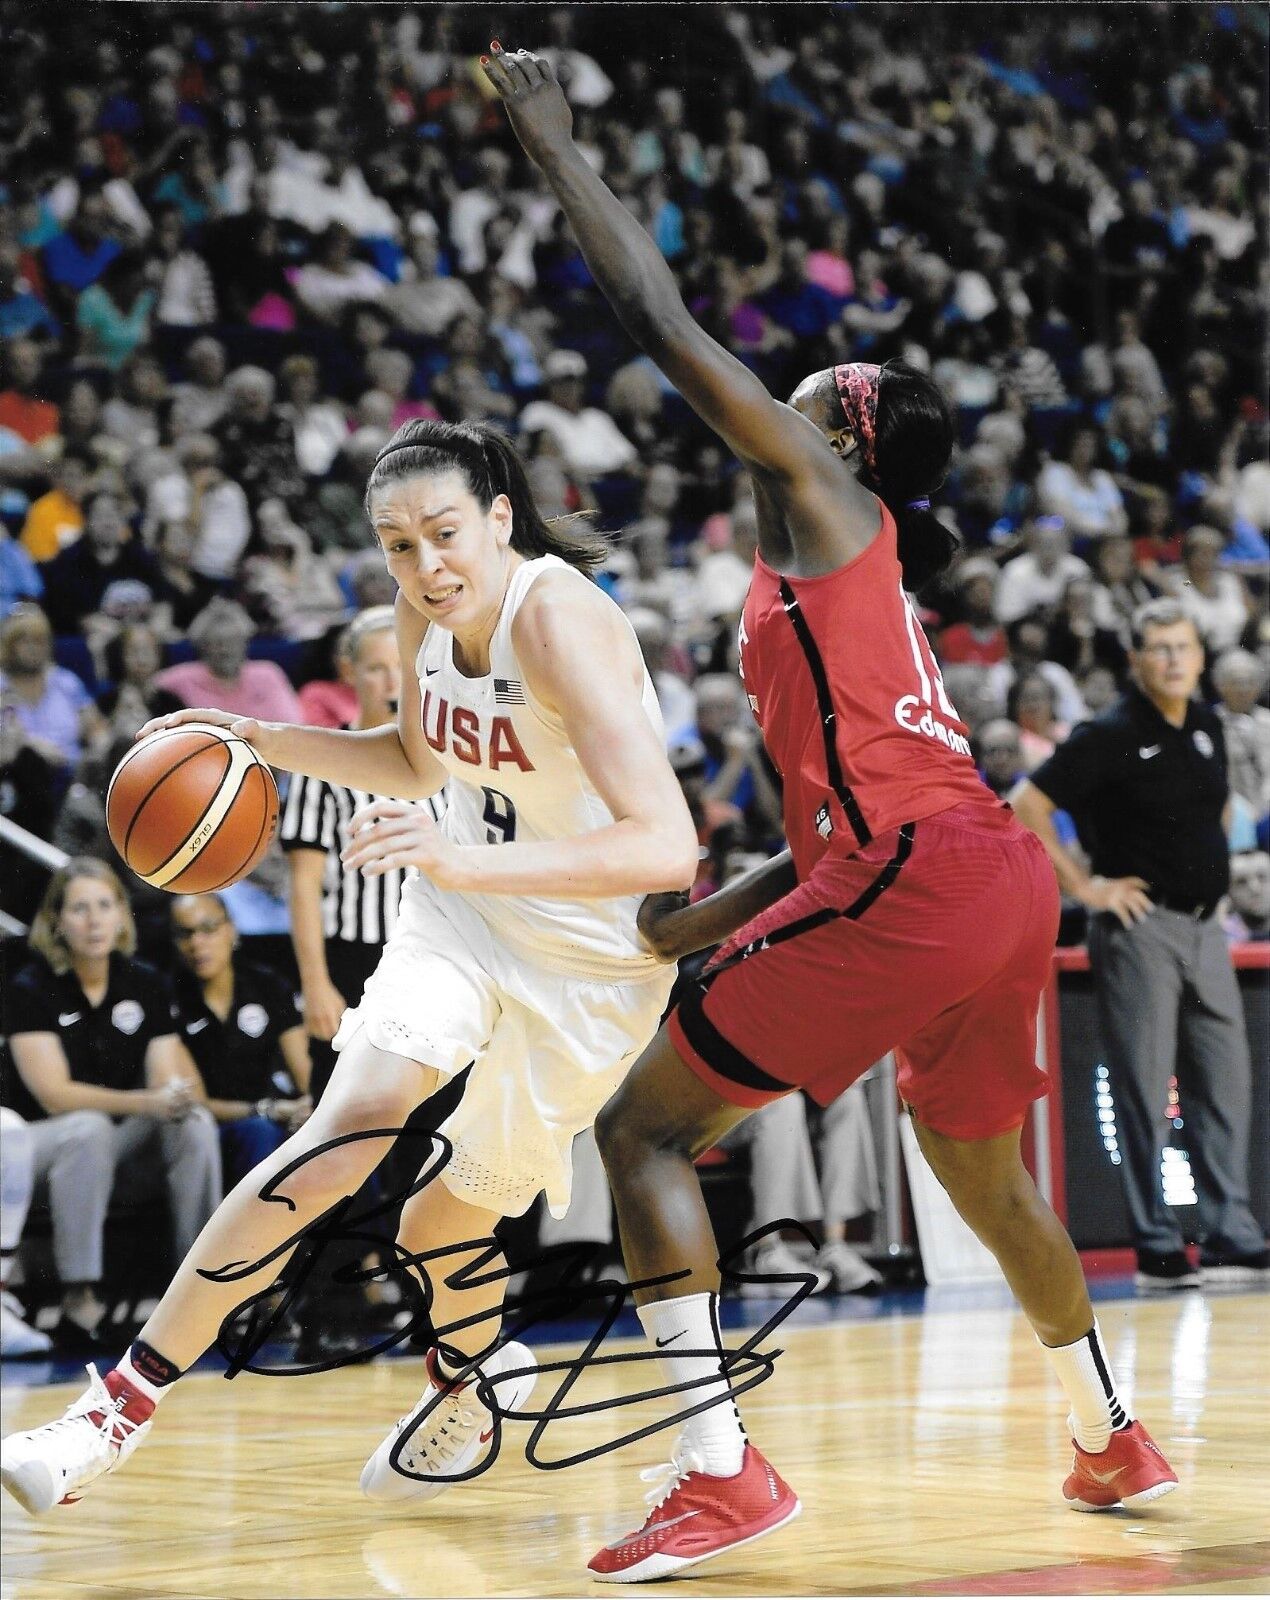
[481,786,517,844]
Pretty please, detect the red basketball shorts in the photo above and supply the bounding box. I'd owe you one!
[668,801,1060,1142]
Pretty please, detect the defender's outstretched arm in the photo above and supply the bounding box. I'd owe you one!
[483,45,842,495]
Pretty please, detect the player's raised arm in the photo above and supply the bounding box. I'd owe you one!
[482,46,854,499]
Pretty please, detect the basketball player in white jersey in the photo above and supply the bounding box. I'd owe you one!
[2,419,698,1517]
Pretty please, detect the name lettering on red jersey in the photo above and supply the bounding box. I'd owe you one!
[738,615,762,721]
[894,585,972,756]
[421,691,537,772]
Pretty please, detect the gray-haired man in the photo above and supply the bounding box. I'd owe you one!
[1012,600,1267,1291]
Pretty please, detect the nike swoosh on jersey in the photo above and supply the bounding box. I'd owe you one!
[609,1509,702,1549]
[58,1012,82,1026]
[1139,745,1162,759]
[654,1331,688,1348]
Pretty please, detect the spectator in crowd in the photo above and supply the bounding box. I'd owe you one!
[215,366,306,511]
[169,893,311,1187]
[168,337,230,436]
[938,557,1007,667]
[692,672,782,840]
[382,215,481,338]
[1090,534,1158,646]
[95,622,184,741]
[519,350,638,483]
[984,614,1087,731]
[73,249,156,371]
[239,499,349,642]
[1013,600,1268,1292]
[278,355,350,480]
[974,718,1026,799]
[0,1108,52,1357]
[150,203,218,329]
[1167,525,1253,655]
[0,339,60,445]
[4,859,222,1351]
[292,222,391,324]
[0,605,105,778]
[39,189,123,316]
[146,434,252,584]
[20,448,91,563]
[0,528,43,619]
[1007,670,1070,772]
[1211,649,1270,831]
[996,516,1090,627]
[668,734,743,901]
[1038,423,1129,546]
[148,513,221,633]
[154,597,303,723]
[1222,851,1270,943]
[1045,575,1127,680]
[38,488,162,637]
[626,606,696,743]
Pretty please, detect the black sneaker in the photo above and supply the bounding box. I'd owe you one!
[1198,1245,1270,1286]
[1134,1250,1200,1292]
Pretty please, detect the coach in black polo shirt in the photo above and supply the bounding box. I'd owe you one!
[170,893,311,1188]
[1014,599,1266,1291]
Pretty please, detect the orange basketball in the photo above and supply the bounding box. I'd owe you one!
[106,723,279,895]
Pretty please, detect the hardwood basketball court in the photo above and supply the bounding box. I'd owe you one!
[2,1282,1267,1597]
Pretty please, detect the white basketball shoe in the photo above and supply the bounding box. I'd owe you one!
[360,1341,537,1503]
[1,1365,154,1514]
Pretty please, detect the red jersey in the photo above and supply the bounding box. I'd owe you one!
[739,506,991,876]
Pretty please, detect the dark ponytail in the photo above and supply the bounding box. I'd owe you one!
[363,419,609,575]
[869,362,960,593]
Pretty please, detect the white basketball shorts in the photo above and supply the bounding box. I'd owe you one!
[332,874,674,1218]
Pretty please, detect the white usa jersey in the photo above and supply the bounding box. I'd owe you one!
[416,554,666,982]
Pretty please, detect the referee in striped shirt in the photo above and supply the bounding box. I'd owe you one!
[281,607,445,1100]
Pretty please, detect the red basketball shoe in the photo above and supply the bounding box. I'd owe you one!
[587,1442,800,1583]
[1063,1420,1178,1511]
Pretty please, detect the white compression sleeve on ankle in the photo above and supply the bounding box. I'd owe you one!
[638,1291,746,1478]
[1041,1319,1132,1454]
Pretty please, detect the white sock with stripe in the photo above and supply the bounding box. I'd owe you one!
[638,1292,746,1478]
[1041,1320,1132,1454]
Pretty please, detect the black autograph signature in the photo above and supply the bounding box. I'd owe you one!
[198,1127,823,1484]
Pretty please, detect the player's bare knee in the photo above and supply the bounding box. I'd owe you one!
[595,1096,688,1168]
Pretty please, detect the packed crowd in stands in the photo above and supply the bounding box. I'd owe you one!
[0,4,1266,1349]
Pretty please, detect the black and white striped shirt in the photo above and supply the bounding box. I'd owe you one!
[279,773,445,947]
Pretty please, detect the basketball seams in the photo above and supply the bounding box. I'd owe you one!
[174,765,279,894]
[109,727,278,894]
[140,740,263,889]
[118,741,232,864]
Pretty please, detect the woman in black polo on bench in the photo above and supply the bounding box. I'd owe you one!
[168,893,312,1187]
[5,858,222,1351]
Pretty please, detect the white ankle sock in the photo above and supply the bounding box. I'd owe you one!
[638,1292,746,1478]
[1041,1319,1132,1453]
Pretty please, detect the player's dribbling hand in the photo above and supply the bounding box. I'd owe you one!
[1080,874,1154,928]
[342,798,464,888]
[136,707,269,753]
[480,40,574,165]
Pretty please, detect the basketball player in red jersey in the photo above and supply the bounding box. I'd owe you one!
[485,44,1178,1583]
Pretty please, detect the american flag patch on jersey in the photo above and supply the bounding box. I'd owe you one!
[494,678,525,704]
